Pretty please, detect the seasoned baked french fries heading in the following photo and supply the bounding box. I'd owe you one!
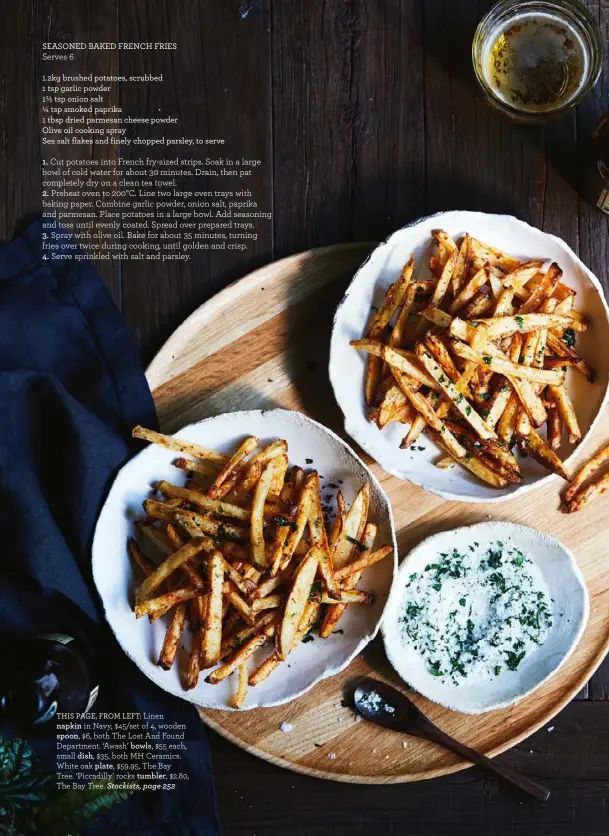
[128,427,393,708]
[351,231,593,489]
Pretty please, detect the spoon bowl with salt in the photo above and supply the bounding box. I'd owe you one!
[353,677,550,802]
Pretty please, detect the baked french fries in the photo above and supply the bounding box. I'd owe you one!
[562,470,609,513]
[135,538,207,604]
[319,522,377,638]
[132,426,228,464]
[364,255,415,404]
[307,472,337,593]
[562,443,609,505]
[519,428,571,482]
[278,546,320,659]
[201,553,225,668]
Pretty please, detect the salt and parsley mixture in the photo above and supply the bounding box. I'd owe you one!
[399,539,553,685]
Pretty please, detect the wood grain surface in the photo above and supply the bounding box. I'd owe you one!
[148,243,609,784]
[5,0,609,831]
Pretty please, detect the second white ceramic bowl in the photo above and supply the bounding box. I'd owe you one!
[329,210,609,503]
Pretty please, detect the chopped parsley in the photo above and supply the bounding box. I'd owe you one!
[561,328,576,349]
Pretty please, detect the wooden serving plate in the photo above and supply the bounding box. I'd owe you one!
[147,244,609,784]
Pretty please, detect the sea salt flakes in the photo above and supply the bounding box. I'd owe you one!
[280,722,293,733]
[398,538,553,687]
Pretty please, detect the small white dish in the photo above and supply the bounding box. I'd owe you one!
[382,521,589,715]
[329,210,609,503]
[92,409,397,710]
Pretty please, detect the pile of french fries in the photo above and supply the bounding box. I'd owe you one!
[128,426,392,708]
[352,231,593,489]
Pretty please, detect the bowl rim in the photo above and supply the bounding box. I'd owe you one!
[329,209,609,504]
[92,407,398,710]
[381,520,590,714]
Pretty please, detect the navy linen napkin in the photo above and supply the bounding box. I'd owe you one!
[0,219,220,835]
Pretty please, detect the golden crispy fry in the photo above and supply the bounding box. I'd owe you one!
[469,237,521,272]
[333,545,393,581]
[518,263,562,314]
[449,263,491,315]
[328,490,346,553]
[314,590,374,604]
[562,470,609,513]
[132,426,228,464]
[421,306,453,330]
[307,472,336,592]
[158,603,187,670]
[268,453,289,498]
[201,553,224,668]
[247,440,289,469]
[485,379,513,430]
[207,435,259,499]
[400,412,427,448]
[250,458,278,567]
[219,612,276,659]
[547,395,562,451]
[230,664,249,709]
[451,234,472,296]
[519,428,571,482]
[497,394,519,444]
[135,586,201,619]
[509,376,547,428]
[207,632,270,684]
[392,369,468,457]
[172,456,218,478]
[275,472,316,574]
[278,546,320,658]
[156,481,251,521]
[443,420,520,476]
[483,313,581,340]
[461,286,494,319]
[248,602,320,686]
[171,508,248,544]
[320,522,377,638]
[563,443,609,504]
[548,384,581,443]
[364,256,415,404]
[424,334,461,383]
[545,333,594,382]
[251,594,284,613]
[224,583,255,625]
[389,282,419,348]
[435,456,456,470]
[430,247,458,310]
[183,624,204,691]
[351,339,441,390]
[218,556,257,597]
[375,385,414,428]
[494,286,515,316]
[450,340,565,386]
[128,537,156,577]
[136,538,207,604]
[426,428,510,488]
[415,344,497,440]
[233,463,265,504]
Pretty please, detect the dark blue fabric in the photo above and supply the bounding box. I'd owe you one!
[0,219,220,835]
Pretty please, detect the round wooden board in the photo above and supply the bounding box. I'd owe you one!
[147,243,609,784]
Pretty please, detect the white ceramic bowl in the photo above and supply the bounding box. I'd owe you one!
[329,210,609,503]
[92,409,397,710]
[382,521,589,714]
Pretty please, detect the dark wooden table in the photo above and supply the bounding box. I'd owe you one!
[4,1,609,833]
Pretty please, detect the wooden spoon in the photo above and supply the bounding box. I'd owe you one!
[353,677,550,802]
